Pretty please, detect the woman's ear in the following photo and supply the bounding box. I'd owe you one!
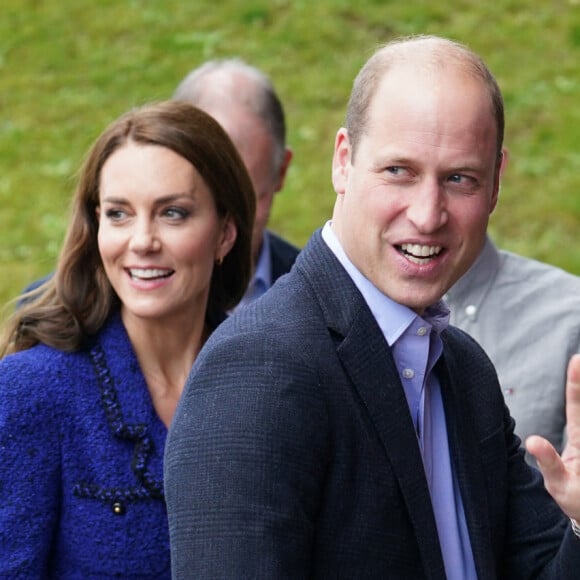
[216,215,237,262]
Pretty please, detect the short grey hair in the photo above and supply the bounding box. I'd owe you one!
[173,58,288,176]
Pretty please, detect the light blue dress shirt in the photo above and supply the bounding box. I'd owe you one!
[232,232,272,312]
[322,222,477,580]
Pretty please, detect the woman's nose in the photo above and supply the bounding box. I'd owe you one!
[128,221,161,253]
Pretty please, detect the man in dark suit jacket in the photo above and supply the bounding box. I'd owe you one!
[165,35,580,578]
[173,59,299,309]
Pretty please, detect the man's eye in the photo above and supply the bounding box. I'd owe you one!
[386,166,404,176]
[448,174,478,187]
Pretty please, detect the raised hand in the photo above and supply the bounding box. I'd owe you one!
[526,353,580,521]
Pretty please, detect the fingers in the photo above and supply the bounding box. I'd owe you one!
[526,435,561,471]
[566,354,580,441]
[526,435,569,501]
[524,355,580,518]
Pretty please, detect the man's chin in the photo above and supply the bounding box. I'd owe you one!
[392,288,446,315]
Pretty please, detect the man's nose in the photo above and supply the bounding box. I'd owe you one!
[406,179,448,233]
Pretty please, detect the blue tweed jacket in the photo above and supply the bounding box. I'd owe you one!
[0,311,170,578]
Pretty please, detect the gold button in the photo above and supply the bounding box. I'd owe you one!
[112,501,125,515]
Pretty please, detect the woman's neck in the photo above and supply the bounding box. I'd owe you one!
[121,310,209,427]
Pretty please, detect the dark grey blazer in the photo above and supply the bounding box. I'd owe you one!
[267,229,300,283]
[165,229,580,579]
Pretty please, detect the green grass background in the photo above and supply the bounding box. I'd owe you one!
[2,0,580,307]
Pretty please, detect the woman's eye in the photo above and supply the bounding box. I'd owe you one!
[104,208,125,220]
[164,207,189,219]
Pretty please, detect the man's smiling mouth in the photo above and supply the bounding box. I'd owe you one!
[398,243,442,265]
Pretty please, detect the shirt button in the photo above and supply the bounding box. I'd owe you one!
[402,368,415,379]
[417,327,427,336]
[112,501,125,515]
[465,304,477,318]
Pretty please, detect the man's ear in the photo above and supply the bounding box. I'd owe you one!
[491,146,509,213]
[273,147,293,193]
[498,147,509,178]
[332,128,352,196]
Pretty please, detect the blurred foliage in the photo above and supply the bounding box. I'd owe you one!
[1,0,580,306]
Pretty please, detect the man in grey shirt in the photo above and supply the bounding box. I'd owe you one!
[445,234,580,464]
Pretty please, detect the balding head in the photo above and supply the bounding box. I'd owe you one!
[346,35,504,162]
[173,59,287,176]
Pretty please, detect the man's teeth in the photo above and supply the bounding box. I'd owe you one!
[400,243,442,264]
[129,268,172,280]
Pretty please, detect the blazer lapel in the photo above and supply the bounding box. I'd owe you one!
[438,334,494,578]
[337,308,446,578]
[299,231,446,577]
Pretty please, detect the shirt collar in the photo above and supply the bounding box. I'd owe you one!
[443,235,500,322]
[321,222,449,345]
[230,232,272,313]
[253,231,273,289]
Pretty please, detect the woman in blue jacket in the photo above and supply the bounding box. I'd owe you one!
[0,100,255,577]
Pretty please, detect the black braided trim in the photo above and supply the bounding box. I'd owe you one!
[72,344,164,503]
